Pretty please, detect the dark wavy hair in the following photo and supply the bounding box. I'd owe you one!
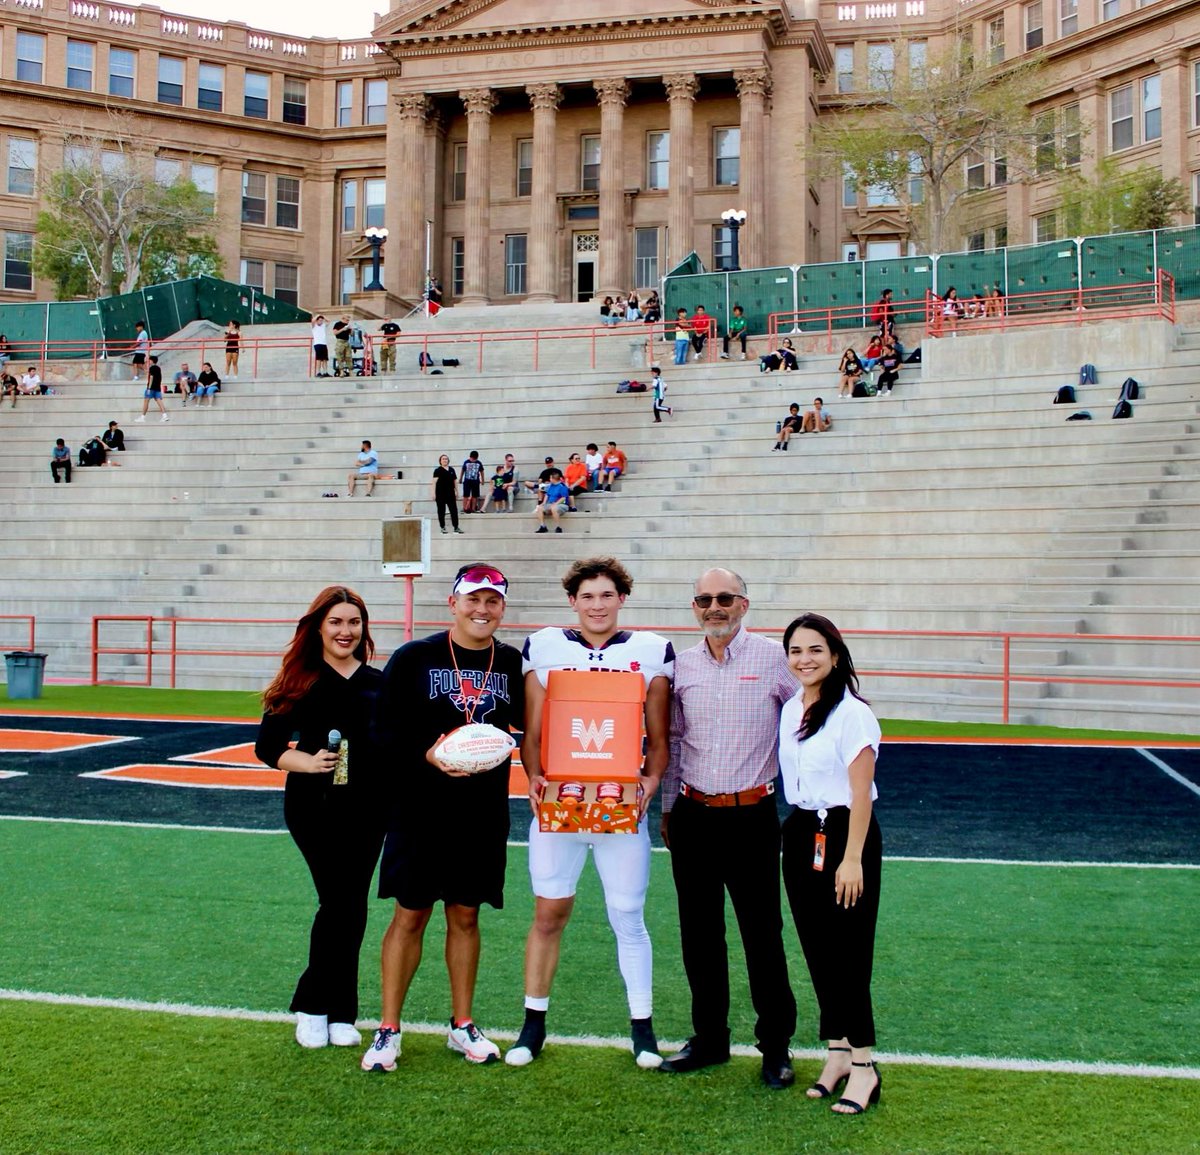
[262,586,374,713]
[782,612,868,739]
[562,556,633,598]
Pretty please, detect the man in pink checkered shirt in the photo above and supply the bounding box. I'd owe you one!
[659,567,799,1090]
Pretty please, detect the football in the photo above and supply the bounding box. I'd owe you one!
[433,724,517,774]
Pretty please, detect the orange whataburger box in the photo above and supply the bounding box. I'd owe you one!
[538,669,645,835]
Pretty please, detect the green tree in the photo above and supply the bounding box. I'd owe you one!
[32,113,221,299]
[809,39,1046,253]
[1057,159,1190,235]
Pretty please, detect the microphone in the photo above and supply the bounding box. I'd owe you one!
[327,729,349,786]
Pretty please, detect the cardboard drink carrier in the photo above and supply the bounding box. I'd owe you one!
[538,668,645,835]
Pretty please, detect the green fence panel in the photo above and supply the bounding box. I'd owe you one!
[252,290,310,325]
[664,272,726,333]
[46,300,104,359]
[0,302,48,362]
[725,267,793,336]
[197,276,256,325]
[138,283,181,341]
[1003,239,1078,315]
[797,261,864,330]
[98,289,150,352]
[1081,232,1155,289]
[864,256,933,325]
[1156,226,1200,300]
[933,250,1008,304]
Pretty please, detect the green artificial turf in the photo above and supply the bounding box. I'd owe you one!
[0,1001,1197,1155]
[8,685,1198,743]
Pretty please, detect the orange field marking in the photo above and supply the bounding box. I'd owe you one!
[81,764,283,791]
[172,742,280,767]
[0,729,135,753]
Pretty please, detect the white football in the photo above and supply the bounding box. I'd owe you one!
[434,724,517,774]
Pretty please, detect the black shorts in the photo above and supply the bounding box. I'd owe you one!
[462,480,481,499]
[132,353,146,366]
[313,344,328,361]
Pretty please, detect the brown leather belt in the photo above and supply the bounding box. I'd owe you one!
[679,782,775,808]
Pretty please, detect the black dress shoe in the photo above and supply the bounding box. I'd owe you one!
[660,1039,731,1073]
[761,1053,795,1090]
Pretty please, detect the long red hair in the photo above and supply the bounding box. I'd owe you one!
[262,586,375,714]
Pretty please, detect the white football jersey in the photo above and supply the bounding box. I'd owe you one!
[522,628,675,689]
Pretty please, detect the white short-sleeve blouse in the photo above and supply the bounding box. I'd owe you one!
[778,688,881,810]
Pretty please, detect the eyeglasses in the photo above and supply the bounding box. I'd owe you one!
[693,593,744,609]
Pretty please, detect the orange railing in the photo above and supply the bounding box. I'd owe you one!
[90,616,1200,725]
[766,297,927,353]
[0,615,37,653]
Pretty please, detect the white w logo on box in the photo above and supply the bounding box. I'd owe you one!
[571,718,615,751]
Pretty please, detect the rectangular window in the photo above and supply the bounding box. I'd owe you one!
[198,63,224,113]
[364,177,385,228]
[452,143,467,201]
[1035,212,1057,242]
[966,231,985,252]
[283,77,307,126]
[712,225,735,272]
[7,139,36,197]
[336,81,353,128]
[16,32,44,85]
[646,131,669,191]
[364,80,386,126]
[244,71,269,119]
[275,175,300,229]
[3,232,34,291]
[241,171,267,225]
[634,227,659,288]
[994,152,1008,186]
[1101,0,1119,18]
[1060,0,1078,37]
[66,40,94,91]
[341,179,357,232]
[240,258,265,289]
[908,153,924,204]
[865,166,895,206]
[1110,84,1134,151]
[908,40,927,86]
[1063,103,1081,165]
[515,138,533,198]
[1025,1,1044,50]
[842,164,857,208]
[340,265,356,305]
[835,45,855,94]
[191,162,216,209]
[504,233,527,295]
[158,55,184,106]
[1036,111,1057,174]
[967,149,986,189]
[994,225,1008,249]
[109,48,135,98]
[581,135,600,192]
[1142,74,1161,142]
[274,262,298,305]
[451,237,465,297]
[988,18,1005,66]
[714,127,740,186]
[867,43,894,91]
[155,158,182,186]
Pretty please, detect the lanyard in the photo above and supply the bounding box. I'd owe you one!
[447,634,495,724]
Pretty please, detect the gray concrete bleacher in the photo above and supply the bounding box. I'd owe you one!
[2,305,1197,733]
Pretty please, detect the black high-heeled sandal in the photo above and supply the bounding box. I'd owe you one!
[833,1060,882,1115]
[806,1045,851,1099]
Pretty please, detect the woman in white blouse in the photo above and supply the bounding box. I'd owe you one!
[778,612,883,1116]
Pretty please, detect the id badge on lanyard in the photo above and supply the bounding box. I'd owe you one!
[813,808,828,871]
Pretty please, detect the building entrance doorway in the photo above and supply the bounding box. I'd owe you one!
[574,233,598,301]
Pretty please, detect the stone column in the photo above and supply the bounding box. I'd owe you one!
[594,78,630,297]
[526,82,562,302]
[664,72,699,272]
[459,87,496,306]
[734,67,771,271]
[1156,51,1187,187]
[424,107,447,295]
[387,91,429,301]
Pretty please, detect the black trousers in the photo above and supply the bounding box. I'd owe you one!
[50,459,71,482]
[435,495,459,529]
[284,777,385,1023]
[781,806,882,1048]
[668,792,796,1053]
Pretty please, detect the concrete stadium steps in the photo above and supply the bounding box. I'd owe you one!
[4,314,1198,730]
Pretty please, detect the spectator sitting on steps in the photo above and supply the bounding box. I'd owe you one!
[597,441,628,491]
[196,363,222,406]
[772,404,804,452]
[802,397,832,434]
[20,365,44,395]
[347,439,380,497]
[78,434,118,467]
[173,362,198,404]
[837,347,864,397]
[876,339,902,395]
[102,421,126,453]
[2,371,18,407]
[759,339,798,373]
[690,305,711,360]
[534,471,570,534]
[721,304,748,360]
[50,438,72,483]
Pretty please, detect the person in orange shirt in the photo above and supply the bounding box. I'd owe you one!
[597,441,628,491]
[563,453,590,512]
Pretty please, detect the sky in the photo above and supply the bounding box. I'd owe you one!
[132,0,388,39]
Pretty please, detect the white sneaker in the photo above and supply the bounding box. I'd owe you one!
[295,1012,329,1049]
[328,1022,362,1047]
[361,1027,400,1072]
[160,414,170,422]
[134,415,145,422]
[447,1021,501,1064]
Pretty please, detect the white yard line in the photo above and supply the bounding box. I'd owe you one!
[1,988,1196,1081]
[1137,747,1200,799]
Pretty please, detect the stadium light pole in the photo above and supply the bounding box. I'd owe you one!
[363,226,389,291]
[721,208,746,272]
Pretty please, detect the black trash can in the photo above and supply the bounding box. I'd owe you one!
[5,651,47,699]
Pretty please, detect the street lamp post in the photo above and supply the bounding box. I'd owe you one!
[363,226,389,291]
[721,209,747,272]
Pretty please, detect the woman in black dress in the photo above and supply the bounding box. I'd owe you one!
[224,320,241,377]
[431,453,463,534]
[255,586,387,1050]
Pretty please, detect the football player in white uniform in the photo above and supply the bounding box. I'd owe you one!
[506,557,674,1070]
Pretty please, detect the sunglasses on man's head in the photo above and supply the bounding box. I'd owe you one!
[693,593,744,609]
